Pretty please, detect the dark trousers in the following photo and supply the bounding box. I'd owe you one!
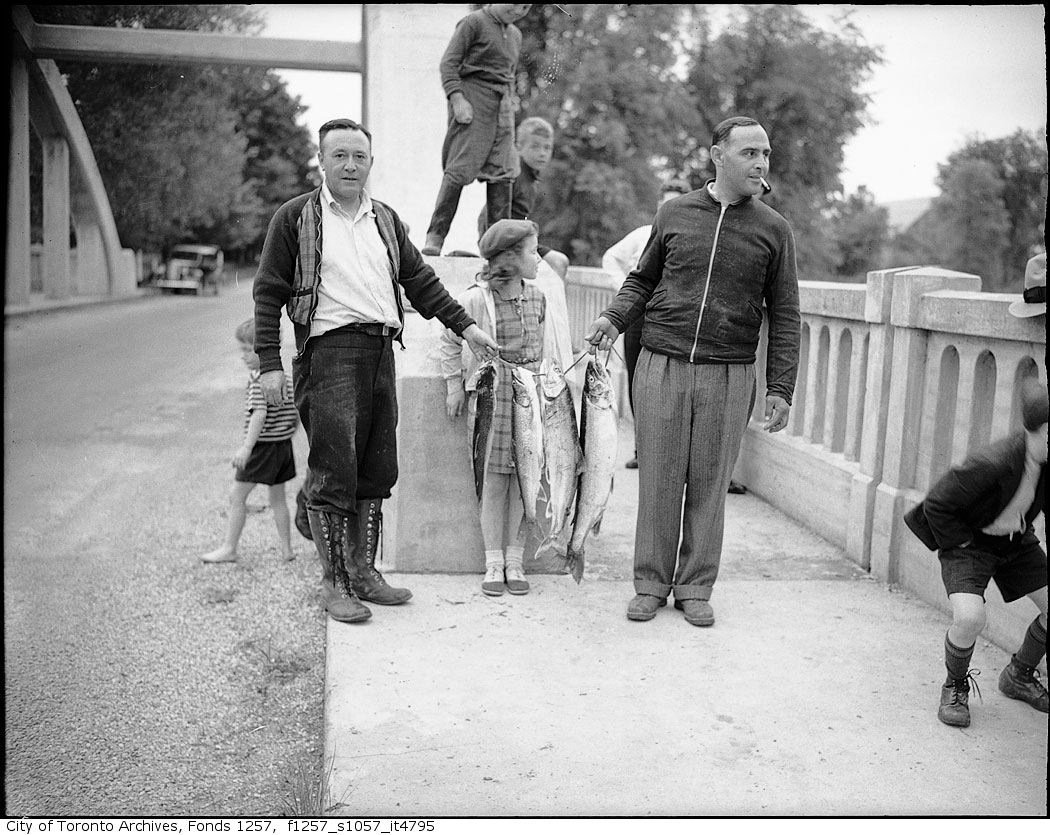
[624,318,643,415]
[293,329,398,517]
[633,351,755,601]
[427,78,517,241]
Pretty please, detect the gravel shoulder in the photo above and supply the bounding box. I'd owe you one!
[5,290,326,816]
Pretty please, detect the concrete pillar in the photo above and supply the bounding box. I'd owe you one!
[73,221,106,295]
[365,4,486,254]
[868,267,981,583]
[42,135,72,300]
[845,268,899,570]
[7,58,32,308]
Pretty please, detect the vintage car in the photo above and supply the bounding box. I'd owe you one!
[153,244,224,295]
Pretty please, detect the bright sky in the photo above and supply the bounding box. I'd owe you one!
[260,3,1047,205]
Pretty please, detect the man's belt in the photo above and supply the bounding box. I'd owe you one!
[328,322,398,338]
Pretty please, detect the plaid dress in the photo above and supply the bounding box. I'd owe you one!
[487,283,546,474]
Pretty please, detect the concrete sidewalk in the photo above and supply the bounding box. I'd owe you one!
[323,423,1048,817]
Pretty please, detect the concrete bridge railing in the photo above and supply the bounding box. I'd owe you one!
[733,266,1046,654]
[391,260,1045,656]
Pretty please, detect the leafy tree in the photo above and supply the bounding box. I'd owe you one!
[516,4,882,276]
[515,4,705,264]
[27,5,315,258]
[934,158,1011,288]
[828,186,889,280]
[683,5,882,279]
[936,129,1047,290]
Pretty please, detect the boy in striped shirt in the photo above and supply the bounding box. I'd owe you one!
[202,319,299,563]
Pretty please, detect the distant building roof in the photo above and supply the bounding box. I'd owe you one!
[882,197,934,232]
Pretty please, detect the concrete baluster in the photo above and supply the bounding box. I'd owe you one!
[843,326,868,463]
[823,322,848,452]
[801,320,828,445]
[948,341,980,466]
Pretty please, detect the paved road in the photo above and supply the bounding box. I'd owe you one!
[4,281,324,815]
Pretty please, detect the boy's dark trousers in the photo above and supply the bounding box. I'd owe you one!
[427,78,517,242]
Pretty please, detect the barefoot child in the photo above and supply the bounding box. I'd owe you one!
[441,219,557,595]
[202,319,299,564]
[904,378,1048,727]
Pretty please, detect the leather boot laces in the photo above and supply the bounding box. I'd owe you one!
[952,669,982,703]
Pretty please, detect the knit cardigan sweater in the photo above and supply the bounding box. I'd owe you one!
[252,188,476,375]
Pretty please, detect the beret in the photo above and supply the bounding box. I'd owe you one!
[1021,378,1049,431]
[479,219,538,260]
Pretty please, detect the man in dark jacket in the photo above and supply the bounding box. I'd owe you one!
[904,378,1048,728]
[254,118,499,624]
[584,116,801,627]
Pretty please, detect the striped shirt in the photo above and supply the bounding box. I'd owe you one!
[245,371,298,441]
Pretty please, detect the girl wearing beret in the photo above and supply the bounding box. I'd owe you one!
[440,220,558,596]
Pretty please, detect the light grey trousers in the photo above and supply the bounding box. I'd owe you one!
[633,349,756,601]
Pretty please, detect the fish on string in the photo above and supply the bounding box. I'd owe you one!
[537,359,583,552]
[511,364,545,535]
[471,360,498,503]
[565,354,618,583]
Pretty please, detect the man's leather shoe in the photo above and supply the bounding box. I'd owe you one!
[627,594,666,621]
[674,598,715,626]
[998,658,1049,712]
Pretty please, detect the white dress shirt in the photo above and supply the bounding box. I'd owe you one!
[310,182,402,339]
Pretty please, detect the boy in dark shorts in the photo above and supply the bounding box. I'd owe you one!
[202,319,299,563]
[421,4,532,256]
[904,378,1048,727]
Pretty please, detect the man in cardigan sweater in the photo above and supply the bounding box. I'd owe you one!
[585,116,801,627]
[254,118,499,624]
[904,379,1048,727]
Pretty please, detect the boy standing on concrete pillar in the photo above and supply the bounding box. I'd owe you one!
[904,378,1048,727]
[422,4,532,256]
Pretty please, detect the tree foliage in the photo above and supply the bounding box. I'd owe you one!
[516,4,882,274]
[828,186,889,280]
[935,129,1047,291]
[27,5,315,258]
[934,159,1011,286]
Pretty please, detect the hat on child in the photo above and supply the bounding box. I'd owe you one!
[1008,252,1046,318]
[1020,378,1049,431]
[478,219,539,260]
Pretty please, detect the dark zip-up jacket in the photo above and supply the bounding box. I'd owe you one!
[602,185,801,404]
[252,188,476,375]
[904,432,1046,551]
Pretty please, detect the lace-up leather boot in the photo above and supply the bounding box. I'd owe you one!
[308,509,371,623]
[349,499,412,605]
[998,658,1049,712]
[938,671,981,727]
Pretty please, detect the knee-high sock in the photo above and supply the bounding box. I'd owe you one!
[1014,616,1047,669]
[945,632,975,680]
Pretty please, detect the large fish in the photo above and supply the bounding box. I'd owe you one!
[538,360,582,548]
[566,356,618,583]
[511,365,545,531]
[471,360,498,503]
